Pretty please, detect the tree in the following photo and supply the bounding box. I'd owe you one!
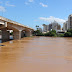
[34,30,44,36]
[49,32,57,37]
[64,32,72,37]
[36,25,39,30]
[44,32,49,36]
[67,29,72,33]
[44,30,57,37]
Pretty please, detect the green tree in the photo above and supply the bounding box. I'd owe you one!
[34,30,44,36]
[51,30,56,33]
[44,32,49,36]
[44,30,57,37]
[67,29,72,33]
[36,25,39,30]
[49,31,57,37]
[64,32,72,37]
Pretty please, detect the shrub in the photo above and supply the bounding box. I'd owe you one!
[44,30,57,37]
[57,34,64,37]
[64,32,72,37]
[44,32,49,36]
[34,30,44,36]
[67,29,72,33]
[49,32,57,37]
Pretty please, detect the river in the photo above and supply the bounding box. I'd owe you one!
[0,37,72,72]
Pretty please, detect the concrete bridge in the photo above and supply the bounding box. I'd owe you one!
[0,16,34,41]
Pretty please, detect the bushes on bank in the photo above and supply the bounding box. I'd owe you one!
[57,34,64,37]
[33,30,44,36]
[64,29,72,37]
[64,32,72,37]
[34,29,72,37]
[44,30,57,37]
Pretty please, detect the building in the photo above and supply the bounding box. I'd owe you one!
[52,21,61,31]
[63,22,67,31]
[49,21,61,32]
[63,14,72,31]
[42,21,61,32]
[42,24,49,32]
[38,28,42,32]
[68,14,72,29]
[49,24,52,31]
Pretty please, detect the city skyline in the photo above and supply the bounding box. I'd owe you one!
[0,0,72,29]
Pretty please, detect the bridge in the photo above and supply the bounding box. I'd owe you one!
[0,16,34,41]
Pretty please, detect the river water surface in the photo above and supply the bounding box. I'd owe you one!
[0,37,72,72]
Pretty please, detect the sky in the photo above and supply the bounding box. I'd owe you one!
[0,0,72,29]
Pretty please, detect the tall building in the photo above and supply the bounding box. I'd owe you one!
[42,21,61,32]
[63,14,72,31]
[42,24,49,32]
[49,24,52,31]
[68,14,72,29]
[63,21,68,32]
[49,21,61,32]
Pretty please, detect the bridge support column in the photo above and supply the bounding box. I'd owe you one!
[2,30,10,41]
[13,30,22,40]
[26,30,32,37]
[21,31,24,38]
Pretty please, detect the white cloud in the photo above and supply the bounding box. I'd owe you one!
[25,0,34,5]
[0,6,6,12]
[39,16,66,24]
[5,1,15,7]
[29,0,34,2]
[25,2,29,5]
[40,3,48,7]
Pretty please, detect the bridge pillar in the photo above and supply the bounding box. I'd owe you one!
[2,30,10,41]
[26,30,32,37]
[21,31,24,38]
[13,30,22,40]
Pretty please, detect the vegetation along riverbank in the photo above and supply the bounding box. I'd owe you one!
[33,29,72,37]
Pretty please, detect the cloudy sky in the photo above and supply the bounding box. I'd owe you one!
[0,0,72,29]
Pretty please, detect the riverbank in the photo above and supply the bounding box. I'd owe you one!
[34,29,72,37]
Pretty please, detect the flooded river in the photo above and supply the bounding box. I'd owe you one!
[0,37,72,72]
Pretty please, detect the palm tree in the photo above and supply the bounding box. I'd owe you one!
[36,25,39,30]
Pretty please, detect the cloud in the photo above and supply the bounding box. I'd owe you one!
[25,0,34,5]
[0,6,6,12]
[5,1,15,7]
[25,2,29,5]
[39,16,66,24]
[40,3,48,7]
[29,0,34,2]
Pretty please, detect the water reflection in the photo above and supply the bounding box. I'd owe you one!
[0,40,2,43]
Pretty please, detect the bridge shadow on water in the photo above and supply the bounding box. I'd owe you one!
[0,35,14,43]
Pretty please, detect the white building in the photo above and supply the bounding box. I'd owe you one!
[42,24,49,32]
[63,14,72,31]
[68,14,72,29]
[63,21,68,32]
[51,21,61,32]
[42,21,61,32]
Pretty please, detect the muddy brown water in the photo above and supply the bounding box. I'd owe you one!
[0,37,72,72]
